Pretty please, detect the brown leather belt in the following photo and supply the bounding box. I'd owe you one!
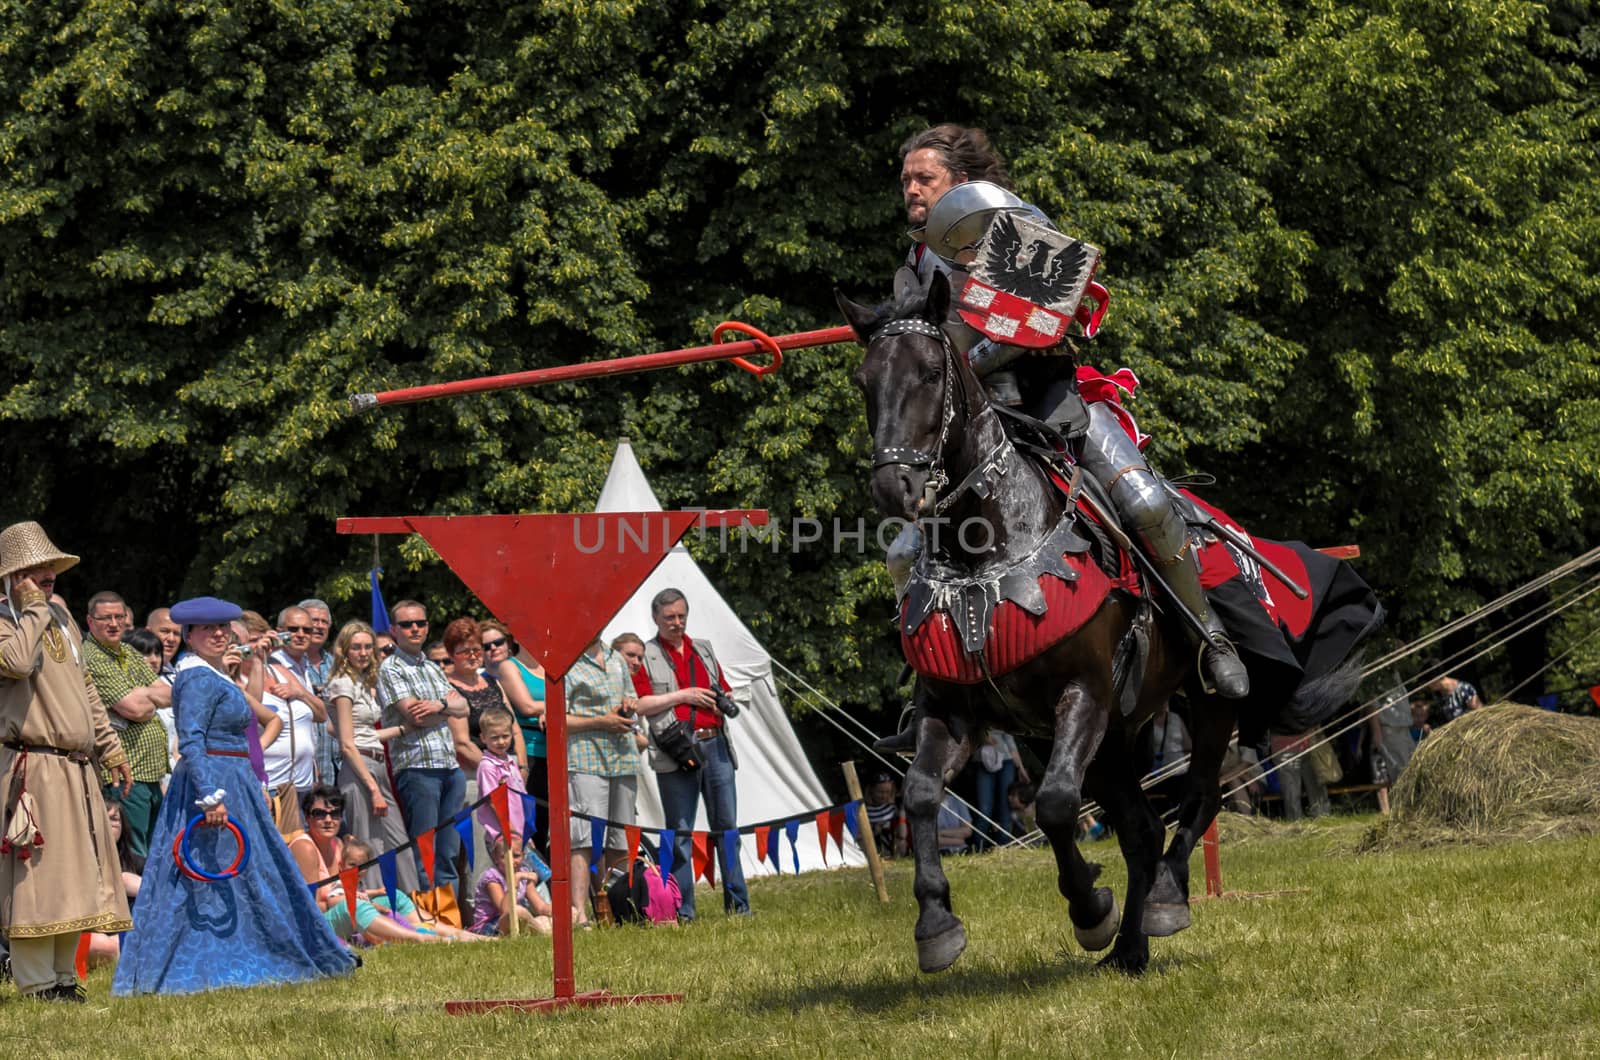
[205,749,250,758]
[358,746,386,763]
[3,740,90,764]
[693,728,724,741]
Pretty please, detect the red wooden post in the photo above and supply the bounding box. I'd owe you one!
[1202,818,1223,897]
[545,675,574,998]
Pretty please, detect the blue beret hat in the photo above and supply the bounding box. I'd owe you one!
[169,596,243,625]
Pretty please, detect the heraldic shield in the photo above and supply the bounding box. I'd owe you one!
[956,212,1109,346]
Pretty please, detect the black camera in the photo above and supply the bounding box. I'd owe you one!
[713,688,741,719]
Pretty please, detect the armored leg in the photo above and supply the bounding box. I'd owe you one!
[887,522,924,599]
[1075,403,1249,698]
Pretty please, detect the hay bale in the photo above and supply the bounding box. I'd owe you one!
[1371,703,1600,847]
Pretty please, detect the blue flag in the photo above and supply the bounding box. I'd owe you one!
[521,792,542,847]
[1536,693,1559,711]
[765,825,781,873]
[378,849,400,913]
[590,817,606,873]
[658,828,676,885]
[370,566,390,633]
[843,800,863,843]
[455,817,475,871]
[720,829,741,881]
[784,819,801,874]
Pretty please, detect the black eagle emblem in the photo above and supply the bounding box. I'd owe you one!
[979,212,1092,309]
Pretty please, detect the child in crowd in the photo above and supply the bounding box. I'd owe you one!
[336,838,486,943]
[474,706,528,847]
[471,834,555,937]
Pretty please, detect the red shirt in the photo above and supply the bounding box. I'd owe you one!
[629,634,731,728]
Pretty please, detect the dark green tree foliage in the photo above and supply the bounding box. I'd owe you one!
[2,0,1596,726]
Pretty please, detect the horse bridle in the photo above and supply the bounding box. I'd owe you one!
[867,318,959,508]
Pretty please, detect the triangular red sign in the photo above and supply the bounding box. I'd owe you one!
[389,512,704,677]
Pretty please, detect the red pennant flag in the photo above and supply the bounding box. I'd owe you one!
[490,783,513,843]
[415,830,436,888]
[625,825,642,885]
[74,932,89,980]
[691,831,711,886]
[828,809,846,858]
[1590,685,1600,710]
[815,811,830,866]
[339,866,361,931]
[754,825,771,867]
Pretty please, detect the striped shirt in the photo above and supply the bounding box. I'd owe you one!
[83,636,170,782]
[376,647,458,771]
[564,646,640,778]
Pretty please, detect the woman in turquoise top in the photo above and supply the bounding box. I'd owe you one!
[481,620,547,852]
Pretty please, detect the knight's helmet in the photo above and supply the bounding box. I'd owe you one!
[923,181,1051,264]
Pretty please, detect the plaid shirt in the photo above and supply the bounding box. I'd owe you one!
[84,636,170,782]
[564,646,640,778]
[377,646,459,771]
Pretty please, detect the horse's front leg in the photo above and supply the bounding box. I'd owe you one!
[905,711,966,973]
[1033,680,1119,954]
[1145,701,1236,936]
[1083,732,1163,975]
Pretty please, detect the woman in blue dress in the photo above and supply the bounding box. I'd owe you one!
[114,597,356,995]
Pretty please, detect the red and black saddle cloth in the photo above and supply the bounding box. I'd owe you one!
[900,478,1382,696]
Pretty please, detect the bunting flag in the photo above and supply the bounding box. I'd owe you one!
[415,830,436,888]
[370,565,390,634]
[455,817,475,871]
[74,932,89,981]
[1536,693,1559,711]
[625,825,642,885]
[339,866,361,930]
[765,824,781,873]
[378,849,400,913]
[658,829,676,886]
[827,809,846,859]
[521,793,541,847]
[691,832,712,886]
[308,882,320,904]
[843,800,863,843]
[754,825,771,869]
[815,810,831,866]
[491,783,513,843]
[1590,685,1600,710]
[784,819,801,874]
[590,818,606,873]
[720,830,741,884]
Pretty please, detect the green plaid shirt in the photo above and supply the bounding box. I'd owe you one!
[83,636,169,782]
[564,646,640,778]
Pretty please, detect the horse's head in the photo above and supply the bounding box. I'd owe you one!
[837,270,980,522]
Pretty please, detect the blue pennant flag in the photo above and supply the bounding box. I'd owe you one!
[1536,693,1559,711]
[456,816,475,871]
[370,566,390,633]
[843,800,863,843]
[307,882,320,904]
[590,817,606,873]
[784,819,801,874]
[378,850,400,913]
[720,829,741,880]
[522,793,542,847]
[658,828,676,885]
[765,825,781,873]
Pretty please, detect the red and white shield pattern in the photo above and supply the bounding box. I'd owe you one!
[956,278,1070,349]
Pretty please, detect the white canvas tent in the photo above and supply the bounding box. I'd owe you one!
[596,439,865,877]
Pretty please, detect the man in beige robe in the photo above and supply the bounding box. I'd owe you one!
[0,522,132,1002]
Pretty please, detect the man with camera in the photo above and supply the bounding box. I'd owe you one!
[630,588,749,920]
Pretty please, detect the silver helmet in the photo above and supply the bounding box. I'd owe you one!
[922,180,1049,261]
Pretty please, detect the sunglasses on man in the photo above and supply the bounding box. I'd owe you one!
[393,618,429,630]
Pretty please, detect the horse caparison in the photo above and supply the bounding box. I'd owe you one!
[837,270,1376,975]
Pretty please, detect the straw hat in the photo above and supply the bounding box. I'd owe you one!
[0,521,81,580]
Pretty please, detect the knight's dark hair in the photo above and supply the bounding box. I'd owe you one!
[899,124,1011,189]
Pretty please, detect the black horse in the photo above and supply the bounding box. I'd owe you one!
[838,271,1378,974]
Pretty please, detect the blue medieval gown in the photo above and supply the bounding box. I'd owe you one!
[113,658,356,995]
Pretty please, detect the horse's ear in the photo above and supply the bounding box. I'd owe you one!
[834,289,877,343]
[926,269,951,324]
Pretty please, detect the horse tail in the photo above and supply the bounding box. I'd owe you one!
[1276,651,1367,734]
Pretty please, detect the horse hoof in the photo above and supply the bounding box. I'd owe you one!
[1097,947,1148,976]
[1142,901,1192,937]
[1072,896,1120,952]
[917,923,967,973]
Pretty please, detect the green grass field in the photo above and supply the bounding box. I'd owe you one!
[9,816,1599,1058]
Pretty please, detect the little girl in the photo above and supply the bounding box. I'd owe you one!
[475,706,528,847]
[337,837,487,943]
[471,833,555,936]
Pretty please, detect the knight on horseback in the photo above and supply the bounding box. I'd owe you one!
[889,123,1250,701]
